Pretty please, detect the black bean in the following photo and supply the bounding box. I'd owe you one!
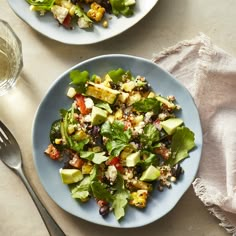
[109,81,120,90]
[171,164,183,179]
[134,165,143,177]
[99,205,110,217]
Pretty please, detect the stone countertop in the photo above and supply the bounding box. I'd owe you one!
[0,0,234,235]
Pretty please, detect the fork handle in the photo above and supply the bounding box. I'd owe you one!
[16,166,66,236]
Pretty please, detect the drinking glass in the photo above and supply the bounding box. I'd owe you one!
[0,19,23,96]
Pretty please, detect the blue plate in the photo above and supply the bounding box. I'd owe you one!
[32,54,202,228]
[7,0,158,45]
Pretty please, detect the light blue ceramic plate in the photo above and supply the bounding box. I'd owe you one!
[7,0,158,45]
[32,54,202,228]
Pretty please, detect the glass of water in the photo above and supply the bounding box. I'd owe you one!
[0,19,23,96]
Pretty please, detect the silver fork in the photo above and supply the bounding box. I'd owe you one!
[0,121,66,236]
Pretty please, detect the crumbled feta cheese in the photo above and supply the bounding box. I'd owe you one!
[51,5,68,24]
[144,112,154,123]
[105,165,117,183]
[134,121,145,134]
[158,113,167,121]
[84,97,94,109]
[67,87,77,98]
[84,114,91,122]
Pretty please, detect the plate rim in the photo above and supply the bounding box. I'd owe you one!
[7,0,159,45]
[32,54,203,228]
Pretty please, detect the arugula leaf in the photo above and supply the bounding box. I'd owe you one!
[101,120,132,143]
[108,68,132,83]
[169,127,195,166]
[61,109,89,152]
[70,70,90,93]
[140,150,158,168]
[71,139,89,153]
[106,140,129,157]
[133,98,160,114]
[140,123,160,148]
[104,120,131,140]
[90,181,113,202]
[80,151,108,164]
[101,121,132,156]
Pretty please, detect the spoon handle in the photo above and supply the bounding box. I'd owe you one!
[16,166,66,236]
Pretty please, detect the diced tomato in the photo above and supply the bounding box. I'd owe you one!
[44,144,60,160]
[109,157,123,172]
[75,94,90,115]
[62,14,72,28]
[124,121,132,130]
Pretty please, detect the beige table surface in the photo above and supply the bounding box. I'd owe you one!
[1,0,235,235]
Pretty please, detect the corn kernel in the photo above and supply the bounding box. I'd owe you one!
[61,1,73,10]
[87,2,105,22]
[129,190,148,208]
[82,163,93,174]
[147,92,155,98]
[55,138,62,145]
[69,5,76,16]
[102,20,108,28]
[67,124,75,134]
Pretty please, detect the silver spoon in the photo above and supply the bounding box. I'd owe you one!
[0,121,66,236]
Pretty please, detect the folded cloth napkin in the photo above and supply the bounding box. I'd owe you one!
[152,33,236,235]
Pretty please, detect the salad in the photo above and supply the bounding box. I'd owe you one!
[26,0,136,30]
[44,68,195,221]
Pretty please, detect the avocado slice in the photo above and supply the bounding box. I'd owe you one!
[59,168,83,184]
[126,151,141,167]
[140,165,160,182]
[91,106,108,125]
[161,118,183,135]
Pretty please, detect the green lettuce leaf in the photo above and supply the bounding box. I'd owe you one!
[140,123,160,149]
[169,127,195,165]
[112,190,129,220]
[26,0,55,10]
[133,98,160,114]
[109,0,135,16]
[112,174,129,220]
[70,70,90,93]
[70,176,91,201]
[80,151,108,164]
[108,68,132,83]
[90,181,113,202]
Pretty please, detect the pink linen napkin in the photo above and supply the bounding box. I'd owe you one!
[152,33,236,235]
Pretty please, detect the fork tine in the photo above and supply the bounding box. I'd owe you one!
[0,121,14,144]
